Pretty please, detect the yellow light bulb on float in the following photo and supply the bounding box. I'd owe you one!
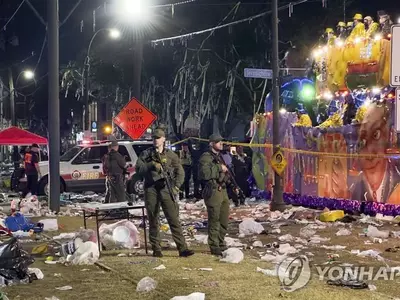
[323,91,333,100]
[372,87,380,94]
[322,46,328,53]
[355,37,361,44]
[312,49,322,58]
[374,34,382,41]
[335,39,344,47]
[279,108,287,114]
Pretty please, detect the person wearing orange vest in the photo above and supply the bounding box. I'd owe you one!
[24,143,41,196]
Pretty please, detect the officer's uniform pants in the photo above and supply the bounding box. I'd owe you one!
[204,188,230,251]
[145,186,188,252]
[104,177,111,203]
[181,165,192,198]
[109,175,125,203]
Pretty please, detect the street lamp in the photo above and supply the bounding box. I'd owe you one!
[83,28,121,132]
[114,0,152,103]
[9,69,36,125]
[117,0,150,21]
[8,68,36,168]
[23,70,35,80]
[109,29,121,39]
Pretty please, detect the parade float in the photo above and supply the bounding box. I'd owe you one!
[250,12,400,215]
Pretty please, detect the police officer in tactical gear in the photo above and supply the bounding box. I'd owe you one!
[136,128,194,258]
[102,144,112,203]
[105,140,126,202]
[199,134,235,256]
[179,143,192,199]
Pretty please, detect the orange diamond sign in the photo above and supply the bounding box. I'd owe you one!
[113,98,157,139]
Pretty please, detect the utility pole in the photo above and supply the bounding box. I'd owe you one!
[132,38,143,100]
[83,58,90,132]
[48,0,60,213]
[270,0,286,211]
[8,69,15,127]
[8,68,19,169]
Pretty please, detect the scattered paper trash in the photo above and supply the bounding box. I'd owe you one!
[27,268,44,280]
[170,292,205,300]
[56,285,73,291]
[300,227,316,238]
[238,218,264,235]
[260,253,287,264]
[198,268,212,271]
[194,235,208,245]
[257,266,277,276]
[39,219,58,231]
[278,234,294,242]
[357,250,385,261]
[252,241,263,248]
[66,241,99,265]
[321,245,346,250]
[225,237,246,248]
[336,229,351,236]
[153,264,166,270]
[278,243,298,254]
[136,277,157,292]
[45,297,60,300]
[220,248,244,264]
[366,225,389,239]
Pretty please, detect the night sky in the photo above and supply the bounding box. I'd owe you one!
[0,0,398,131]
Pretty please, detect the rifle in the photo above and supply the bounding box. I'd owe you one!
[210,152,246,205]
[155,151,178,202]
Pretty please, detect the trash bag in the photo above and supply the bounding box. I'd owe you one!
[99,220,140,250]
[0,238,35,284]
[136,276,157,292]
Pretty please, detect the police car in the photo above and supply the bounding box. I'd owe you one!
[36,139,153,196]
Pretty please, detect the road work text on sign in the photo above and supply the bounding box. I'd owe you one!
[113,98,157,140]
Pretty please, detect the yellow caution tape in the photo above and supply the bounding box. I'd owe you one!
[170,137,400,159]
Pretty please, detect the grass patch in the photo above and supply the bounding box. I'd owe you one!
[3,215,400,299]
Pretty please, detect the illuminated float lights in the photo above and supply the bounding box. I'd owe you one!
[317,87,395,101]
[313,34,388,59]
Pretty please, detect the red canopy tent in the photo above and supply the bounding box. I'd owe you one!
[0,126,47,145]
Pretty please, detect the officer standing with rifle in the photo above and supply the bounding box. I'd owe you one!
[136,128,194,258]
[199,134,242,256]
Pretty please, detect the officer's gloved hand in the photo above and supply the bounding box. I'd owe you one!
[173,186,180,195]
[153,162,162,172]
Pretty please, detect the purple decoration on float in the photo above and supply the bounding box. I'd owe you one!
[252,187,400,216]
